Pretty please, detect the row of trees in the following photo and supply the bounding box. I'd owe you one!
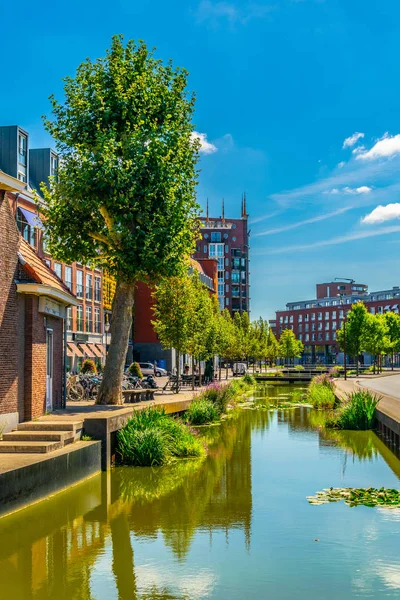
[152,272,304,387]
[337,302,400,373]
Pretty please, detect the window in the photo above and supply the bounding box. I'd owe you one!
[333,332,337,340]
[311,333,316,342]
[95,276,101,302]
[225,271,229,280]
[339,310,344,319]
[218,271,224,282]
[218,283,224,297]
[318,333,323,341]
[203,245,207,253]
[209,243,224,258]
[54,262,62,279]
[232,271,240,283]
[332,321,337,330]
[225,245,229,253]
[94,307,101,333]
[204,234,209,239]
[86,274,93,300]
[225,258,229,266]
[18,133,27,165]
[231,248,241,257]
[279,316,283,324]
[284,316,288,324]
[76,271,83,298]
[318,322,322,331]
[318,312,322,320]
[225,297,229,306]
[77,305,83,331]
[305,323,309,332]
[332,311,336,319]
[298,315,303,322]
[65,266,72,290]
[17,171,27,183]
[289,315,293,323]
[311,313,315,321]
[378,306,383,314]
[211,232,221,242]
[312,323,316,331]
[299,334,303,341]
[86,306,92,332]
[305,334,309,342]
[217,257,224,270]
[50,154,58,177]
[232,236,236,241]
[223,233,228,239]
[298,324,303,333]
[44,259,51,267]
[325,312,329,320]
[67,307,73,331]
[225,284,229,293]
[325,322,329,330]
[325,332,330,341]
[304,314,309,322]
[370,307,375,315]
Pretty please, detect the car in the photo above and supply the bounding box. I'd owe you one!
[138,362,167,377]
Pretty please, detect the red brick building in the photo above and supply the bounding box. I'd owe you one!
[0,173,78,431]
[276,279,400,364]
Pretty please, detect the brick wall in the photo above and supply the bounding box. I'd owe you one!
[0,191,19,417]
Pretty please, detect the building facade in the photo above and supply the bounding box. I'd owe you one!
[191,196,250,315]
[276,280,400,364]
[0,125,106,371]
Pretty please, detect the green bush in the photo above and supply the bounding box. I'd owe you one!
[128,361,143,378]
[185,398,219,425]
[327,391,380,430]
[347,369,357,376]
[116,407,205,466]
[242,373,256,385]
[294,365,304,371]
[308,384,336,409]
[81,359,97,374]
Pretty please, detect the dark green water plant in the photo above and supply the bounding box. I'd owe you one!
[185,398,219,425]
[307,487,400,508]
[117,407,205,466]
[308,375,337,409]
[326,390,380,430]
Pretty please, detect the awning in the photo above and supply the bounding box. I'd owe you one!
[18,206,43,229]
[79,343,95,358]
[67,346,73,358]
[88,343,103,358]
[392,304,399,309]
[384,305,391,311]
[96,344,107,355]
[67,342,84,358]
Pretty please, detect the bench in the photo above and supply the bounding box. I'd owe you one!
[121,389,155,403]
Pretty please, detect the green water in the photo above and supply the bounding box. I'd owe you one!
[1,384,400,599]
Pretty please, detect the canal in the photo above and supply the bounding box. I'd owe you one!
[1,384,400,599]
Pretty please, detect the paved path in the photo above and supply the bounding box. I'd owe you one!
[359,374,400,399]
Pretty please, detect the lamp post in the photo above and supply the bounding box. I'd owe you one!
[338,294,347,381]
[104,319,110,352]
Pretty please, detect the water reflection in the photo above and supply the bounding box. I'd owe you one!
[1,386,400,599]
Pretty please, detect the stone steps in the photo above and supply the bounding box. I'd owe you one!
[0,420,84,454]
[0,441,63,454]
[2,431,75,444]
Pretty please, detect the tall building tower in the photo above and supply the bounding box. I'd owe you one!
[192,195,250,315]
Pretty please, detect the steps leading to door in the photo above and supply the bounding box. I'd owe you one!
[0,420,84,454]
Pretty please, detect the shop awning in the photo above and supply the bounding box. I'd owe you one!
[18,206,43,229]
[67,342,84,358]
[79,343,95,358]
[66,346,73,358]
[96,344,107,355]
[392,304,399,309]
[384,305,391,311]
[89,343,103,358]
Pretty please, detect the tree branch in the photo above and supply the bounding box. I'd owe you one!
[88,231,111,246]
[99,205,118,239]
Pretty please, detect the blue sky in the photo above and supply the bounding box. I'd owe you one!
[2,0,400,319]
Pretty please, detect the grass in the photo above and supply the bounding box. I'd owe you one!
[326,390,380,430]
[185,398,219,425]
[307,374,337,409]
[116,407,205,466]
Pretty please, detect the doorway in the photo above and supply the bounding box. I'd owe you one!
[46,329,53,412]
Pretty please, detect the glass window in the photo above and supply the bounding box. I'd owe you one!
[65,266,72,290]
[305,323,309,331]
[211,232,221,242]
[218,271,224,282]
[95,276,101,302]
[204,245,207,253]
[50,154,58,177]
[333,331,337,340]
[339,310,344,319]
[325,332,330,341]
[225,258,229,266]
[94,307,101,333]
[217,257,224,269]
[86,306,92,332]
[54,262,62,279]
[318,322,322,331]
[370,307,375,315]
[325,312,329,320]
[318,333,323,341]
[318,312,322,320]
[332,321,337,329]
[225,271,229,280]
[305,334,309,342]
[77,305,83,331]
[304,314,309,322]
[299,334,303,341]
[279,316,283,324]
[76,271,83,298]
[298,315,303,322]
[218,283,224,297]
[311,313,315,320]
[18,133,27,165]
[332,311,336,319]
[67,307,73,331]
[225,245,229,253]
[225,284,229,293]
[86,274,93,300]
[225,297,229,306]
[298,324,303,332]
[325,322,329,330]
[232,271,240,283]
[311,333,316,341]
[284,316,288,324]
[289,315,293,323]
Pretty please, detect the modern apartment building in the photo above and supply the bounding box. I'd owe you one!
[191,196,250,315]
[276,279,400,364]
[0,125,106,371]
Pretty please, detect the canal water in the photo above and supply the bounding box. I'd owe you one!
[1,384,400,599]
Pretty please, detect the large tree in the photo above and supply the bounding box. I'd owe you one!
[278,329,304,365]
[40,36,200,404]
[337,302,368,375]
[383,312,400,370]
[361,313,389,374]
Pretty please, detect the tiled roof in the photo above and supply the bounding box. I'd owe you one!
[189,257,205,275]
[18,238,75,297]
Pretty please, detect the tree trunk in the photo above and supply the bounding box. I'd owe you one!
[392,352,394,371]
[97,279,135,405]
[192,355,195,390]
[175,351,180,393]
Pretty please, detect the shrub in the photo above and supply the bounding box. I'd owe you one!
[327,391,380,430]
[116,407,205,466]
[81,359,97,374]
[347,369,357,376]
[186,399,219,425]
[328,366,342,378]
[242,373,256,385]
[128,361,143,378]
[316,365,326,371]
[311,373,334,390]
[294,365,304,371]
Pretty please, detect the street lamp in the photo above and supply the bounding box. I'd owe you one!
[104,319,110,351]
[338,294,347,381]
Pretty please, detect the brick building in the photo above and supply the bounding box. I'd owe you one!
[0,125,106,371]
[132,258,218,371]
[0,173,78,431]
[276,279,400,364]
[191,196,250,315]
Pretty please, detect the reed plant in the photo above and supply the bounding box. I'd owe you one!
[307,374,337,409]
[327,391,380,430]
[185,398,219,425]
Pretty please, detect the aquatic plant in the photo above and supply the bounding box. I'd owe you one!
[308,374,337,409]
[116,407,205,466]
[185,398,219,425]
[307,487,400,508]
[326,390,380,430]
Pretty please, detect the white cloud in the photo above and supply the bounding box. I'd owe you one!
[337,161,346,168]
[362,203,400,224]
[253,206,352,237]
[195,1,274,26]
[249,210,281,225]
[191,131,217,155]
[257,225,400,255]
[343,132,364,149]
[352,145,366,155]
[356,133,400,161]
[324,186,371,195]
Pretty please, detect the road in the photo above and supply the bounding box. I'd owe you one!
[360,374,400,399]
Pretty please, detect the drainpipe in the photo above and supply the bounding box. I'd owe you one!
[63,309,68,408]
